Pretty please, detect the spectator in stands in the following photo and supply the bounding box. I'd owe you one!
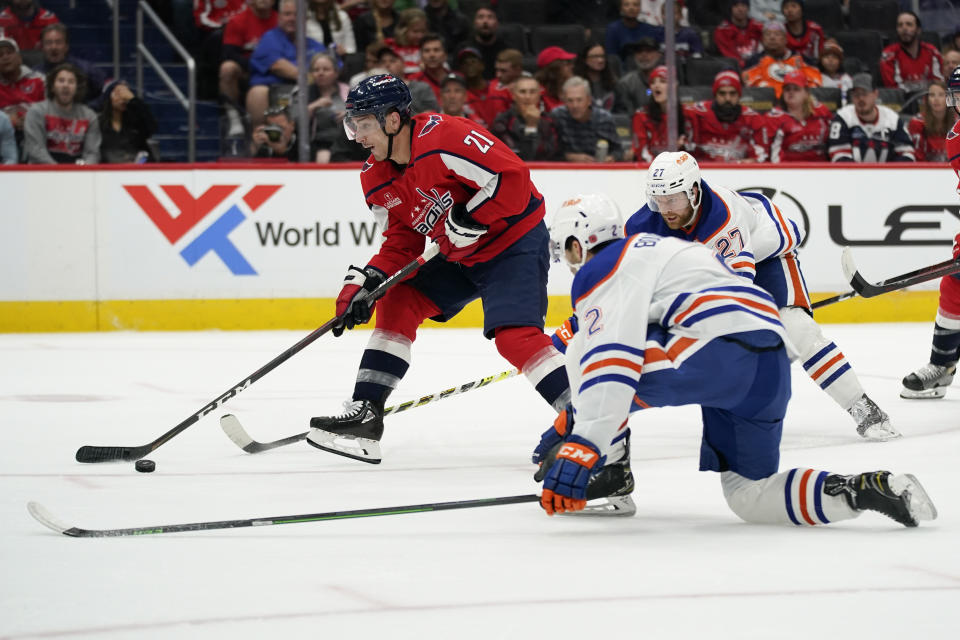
[684,69,762,162]
[24,63,99,164]
[354,0,398,54]
[0,36,43,135]
[606,0,659,62]
[424,0,468,54]
[458,4,505,81]
[782,0,824,60]
[220,0,277,137]
[827,73,915,162]
[744,21,821,98]
[251,104,299,160]
[456,46,501,127]
[631,65,687,162]
[388,8,428,77]
[487,48,523,115]
[714,0,763,69]
[37,24,104,105]
[193,0,246,100]
[407,33,448,101]
[880,11,944,94]
[818,38,852,105]
[195,0,245,33]
[0,109,17,162]
[656,0,702,62]
[98,79,157,163]
[575,42,617,112]
[307,51,348,163]
[247,0,326,128]
[552,76,623,163]
[0,0,57,51]
[640,0,691,27]
[612,37,662,114]
[759,69,831,162]
[306,0,356,55]
[750,0,785,24]
[437,71,484,123]
[490,74,561,161]
[943,48,960,73]
[535,46,576,112]
[375,44,438,113]
[908,80,956,162]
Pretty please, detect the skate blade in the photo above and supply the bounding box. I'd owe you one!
[858,422,903,442]
[899,387,947,400]
[305,428,382,464]
[891,474,938,523]
[558,495,636,518]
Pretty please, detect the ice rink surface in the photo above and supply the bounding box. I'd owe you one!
[1,324,958,639]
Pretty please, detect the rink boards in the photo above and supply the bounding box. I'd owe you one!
[0,163,956,332]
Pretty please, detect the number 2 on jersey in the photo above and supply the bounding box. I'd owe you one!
[463,130,495,153]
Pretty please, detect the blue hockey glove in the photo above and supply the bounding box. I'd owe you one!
[532,405,572,467]
[540,437,604,516]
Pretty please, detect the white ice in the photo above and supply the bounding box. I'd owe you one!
[1,324,958,639]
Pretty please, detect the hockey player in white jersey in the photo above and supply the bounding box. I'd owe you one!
[537,196,936,527]
[620,151,899,441]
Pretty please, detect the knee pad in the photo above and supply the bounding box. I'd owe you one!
[374,284,441,342]
[779,305,829,360]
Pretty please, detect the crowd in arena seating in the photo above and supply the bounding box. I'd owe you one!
[1,0,959,164]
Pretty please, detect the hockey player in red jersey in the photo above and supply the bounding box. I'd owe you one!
[901,66,960,398]
[306,74,570,463]
[684,70,763,162]
[535,196,936,527]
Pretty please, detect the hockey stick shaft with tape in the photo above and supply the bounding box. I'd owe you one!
[220,368,520,454]
[27,494,540,537]
[842,247,960,298]
[75,243,441,463]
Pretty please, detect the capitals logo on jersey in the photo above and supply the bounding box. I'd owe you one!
[418,114,443,137]
[412,187,453,234]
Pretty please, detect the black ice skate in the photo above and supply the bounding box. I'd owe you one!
[307,399,385,464]
[900,363,956,399]
[824,471,938,527]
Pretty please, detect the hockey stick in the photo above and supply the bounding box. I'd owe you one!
[810,290,857,309]
[220,368,520,454]
[27,494,540,537]
[74,243,442,463]
[841,247,960,298]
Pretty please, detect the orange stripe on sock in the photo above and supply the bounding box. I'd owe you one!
[812,353,844,380]
[798,468,817,525]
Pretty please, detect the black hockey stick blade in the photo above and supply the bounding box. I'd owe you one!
[841,247,960,299]
[810,290,857,310]
[74,244,441,463]
[27,493,540,537]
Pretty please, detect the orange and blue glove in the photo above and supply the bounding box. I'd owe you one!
[540,437,604,516]
[532,406,571,467]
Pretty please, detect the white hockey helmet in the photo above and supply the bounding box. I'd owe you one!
[645,151,702,212]
[549,194,624,271]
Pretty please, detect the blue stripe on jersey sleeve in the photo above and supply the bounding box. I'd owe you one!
[740,191,786,257]
[663,292,692,324]
[570,238,629,307]
[580,342,646,366]
[676,304,782,329]
[579,373,640,395]
[624,206,667,236]
[699,284,777,304]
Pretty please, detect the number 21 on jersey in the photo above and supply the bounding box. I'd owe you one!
[463,130,495,154]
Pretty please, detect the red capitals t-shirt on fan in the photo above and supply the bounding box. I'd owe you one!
[359,113,545,272]
[222,6,278,58]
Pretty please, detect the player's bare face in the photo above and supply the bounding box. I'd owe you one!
[654,192,695,229]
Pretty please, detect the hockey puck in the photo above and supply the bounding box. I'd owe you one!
[135,459,156,473]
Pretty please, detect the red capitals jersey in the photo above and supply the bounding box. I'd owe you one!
[407,70,445,101]
[632,110,680,163]
[0,67,45,112]
[0,6,59,50]
[785,20,825,59]
[946,118,960,194]
[760,103,833,162]
[908,114,949,162]
[713,19,763,67]
[222,6,277,57]
[43,112,93,159]
[486,80,513,120]
[465,81,505,130]
[194,0,245,30]
[880,42,944,92]
[360,113,545,274]
[683,101,762,162]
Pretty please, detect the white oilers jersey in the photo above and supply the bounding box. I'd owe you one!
[565,234,786,455]
[625,180,805,281]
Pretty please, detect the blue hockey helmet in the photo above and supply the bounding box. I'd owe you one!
[947,66,960,108]
[344,74,413,140]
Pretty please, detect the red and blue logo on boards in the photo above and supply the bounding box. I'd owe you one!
[124,184,282,275]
